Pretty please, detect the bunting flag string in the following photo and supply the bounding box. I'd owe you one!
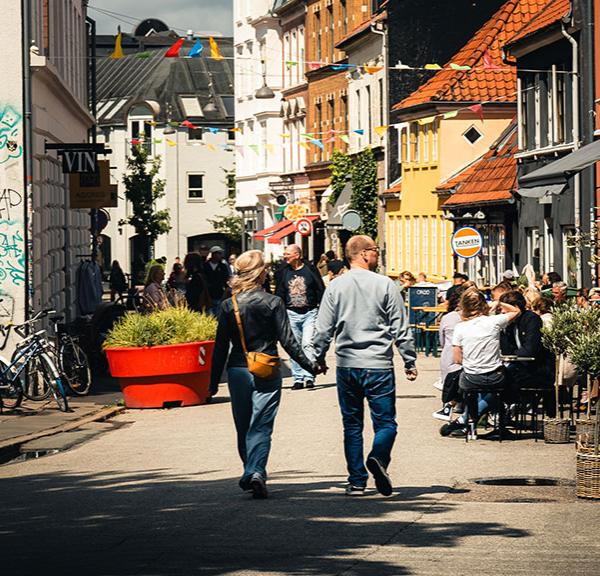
[374,125,389,138]
[165,38,185,58]
[210,37,224,61]
[188,39,204,58]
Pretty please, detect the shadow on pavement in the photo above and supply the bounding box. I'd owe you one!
[0,468,530,575]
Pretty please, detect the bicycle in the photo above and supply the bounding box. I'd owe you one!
[0,310,69,413]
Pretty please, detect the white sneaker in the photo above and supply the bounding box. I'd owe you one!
[432,404,453,421]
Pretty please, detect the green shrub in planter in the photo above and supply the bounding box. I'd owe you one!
[103,306,218,349]
[541,304,580,356]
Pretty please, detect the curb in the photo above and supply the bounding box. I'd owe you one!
[0,404,126,458]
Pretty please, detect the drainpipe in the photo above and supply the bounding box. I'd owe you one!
[22,0,33,321]
[561,23,582,286]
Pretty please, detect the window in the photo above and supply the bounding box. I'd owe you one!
[366,86,372,144]
[378,78,384,127]
[432,120,439,162]
[128,104,153,155]
[526,228,541,274]
[188,127,204,140]
[227,128,236,141]
[410,123,420,162]
[356,90,361,131]
[188,174,204,199]
[327,3,334,61]
[562,227,577,286]
[463,126,482,145]
[423,125,429,163]
[226,173,236,198]
[328,99,335,157]
[315,11,322,61]
[341,0,348,35]
[340,94,348,141]
[543,217,554,271]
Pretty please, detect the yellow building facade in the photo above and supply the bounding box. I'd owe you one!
[385,111,512,279]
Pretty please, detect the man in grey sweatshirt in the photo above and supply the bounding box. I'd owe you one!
[313,235,417,496]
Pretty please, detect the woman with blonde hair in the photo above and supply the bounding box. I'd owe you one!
[440,287,520,437]
[143,264,169,311]
[210,250,319,499]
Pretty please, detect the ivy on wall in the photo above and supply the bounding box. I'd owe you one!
[328,147,379,240]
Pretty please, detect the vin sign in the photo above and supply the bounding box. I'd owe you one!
[62,150,97,174]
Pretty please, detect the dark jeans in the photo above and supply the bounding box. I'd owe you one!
[459,368,505,422]
[336,367,397,487]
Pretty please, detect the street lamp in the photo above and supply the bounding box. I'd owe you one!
[255,59,275,99]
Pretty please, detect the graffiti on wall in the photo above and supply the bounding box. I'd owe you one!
[0,106,23,164]
[0,102,25,322]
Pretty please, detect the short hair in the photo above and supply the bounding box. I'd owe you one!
[492,281,512,295]
[325,250,336,260]
[459,288,489,321]
[345,235,375,261]
[553,281,567,291]
[183,252,203,274]
[499,290,527,312]
[547,271,562,284]
[286,243,302,257]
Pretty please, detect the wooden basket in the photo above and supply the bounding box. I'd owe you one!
[543,418,570,444]
[576,443,600,499]
[575,418,596,444]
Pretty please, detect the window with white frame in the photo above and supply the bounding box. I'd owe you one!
[128,104,153,155]
[413,217,420,272]
[526,228,541,274]
[562,227,577,286]
[405,216,412,271]
[432,120,439,162]
[388,216,396,272]
[423,125,430,163]
[422,216,429,271]
[188,173,204,199]
[543,217,554,272]
[463,125,482,145]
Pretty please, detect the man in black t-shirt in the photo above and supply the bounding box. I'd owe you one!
[275,244,325,389]
[204,246,231,316]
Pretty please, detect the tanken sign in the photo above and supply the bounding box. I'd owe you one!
[451,226,483,259]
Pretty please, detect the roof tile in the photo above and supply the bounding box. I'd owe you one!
[505,0,571,46]
[393,0,550,111]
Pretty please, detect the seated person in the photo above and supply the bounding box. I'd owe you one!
[499,290,556,417]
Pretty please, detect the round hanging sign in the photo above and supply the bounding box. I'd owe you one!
[341,210,362,232]
[284,203,308,221]
[295,217,313,237]
[451,226,483,259]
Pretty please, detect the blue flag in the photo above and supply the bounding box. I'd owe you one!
[188,40,204,58]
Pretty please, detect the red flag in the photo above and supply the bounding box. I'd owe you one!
[468,104,484,123]
[307,62,321,71]
[482,50,501,70]
[165,38,185,58]
[181,120,196,129]
[131,138,141,145]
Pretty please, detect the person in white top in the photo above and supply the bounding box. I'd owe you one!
[440,288,520,437]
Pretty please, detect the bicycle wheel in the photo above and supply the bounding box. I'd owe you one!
[32,353,69,412]
[59,338,91,396]
[18,353,52,401]
[0,357,24,410]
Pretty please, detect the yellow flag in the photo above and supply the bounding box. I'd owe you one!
[210,37,224,61]
[110,33,124,59]
[417,116,436,126]
[374,125,389,138]
[265,144,275,154]
[424,64,442,70]
[207,143,216,151]
[279,133,291,138]
[166,139,177,147]
[299,142,311,151]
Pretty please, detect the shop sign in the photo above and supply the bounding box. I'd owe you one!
[451,226,483,259]
[284,203,308,221]
[295,217,313,236]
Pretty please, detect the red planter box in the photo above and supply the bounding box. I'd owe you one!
[105,341,215,409]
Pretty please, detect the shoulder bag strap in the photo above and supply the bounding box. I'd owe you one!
[231,294,249,355]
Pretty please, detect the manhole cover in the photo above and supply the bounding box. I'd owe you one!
[473,477,574,487]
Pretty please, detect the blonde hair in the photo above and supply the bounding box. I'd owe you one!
[522,286,540,309]
[229,250,266,295]
[459,287,489,321]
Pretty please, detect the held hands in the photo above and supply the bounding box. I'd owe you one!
[405,368,418,381]
[313,361,328,375]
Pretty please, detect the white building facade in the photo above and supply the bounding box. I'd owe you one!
[233,0,285,258]
[1,0,93,342]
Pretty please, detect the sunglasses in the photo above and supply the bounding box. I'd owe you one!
[363,247,380,254]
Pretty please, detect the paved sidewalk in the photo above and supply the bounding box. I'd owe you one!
[0,353,597,576]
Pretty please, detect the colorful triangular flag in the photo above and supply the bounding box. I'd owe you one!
[130,138,141,145]
[424,64,442,70]
[450,63,471,71]
[340,135,350,145]
[442,110,459,120]
[354,129,365,136]
[181,120,196,129]
[110,32,124,59]
[482,50,501,70]
[310,138,325,150]
[363,66,383,74]
[210,37,224,61]
[285,60,298,67]
[153,138,163,144]
[166,139,177,147]
[207,127,220,134]
[279,133,291,138]
[235,145,245,157]
[206,143,216,151]
[468,104,484,123]
[374,125,389,137]
[188,39,204,58]
[417,117,436,126]
[249,144,259,155]
[299,141,311,151]
[136,51,152,59]
[165,38,185,58]
[308,62,321,71]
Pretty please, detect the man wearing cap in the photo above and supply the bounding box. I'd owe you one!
[204,246,231,316]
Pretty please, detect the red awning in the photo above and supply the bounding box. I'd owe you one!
[267,220,297,244]
[254,219,291,241]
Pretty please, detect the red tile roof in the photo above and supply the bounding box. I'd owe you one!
[440,123,518,207]
[505,0,571,47]
[384,180,402,194]
[393,0,550,111]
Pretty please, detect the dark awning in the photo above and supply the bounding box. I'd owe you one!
[519,140,600,188]
[517,183,567,199]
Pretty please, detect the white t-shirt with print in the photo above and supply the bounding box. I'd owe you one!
[451,314,510,374]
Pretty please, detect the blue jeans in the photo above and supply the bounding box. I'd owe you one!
[287,308,317,384]
[209,298,222,318]
[336,367,397,487]
[227,367,282,488]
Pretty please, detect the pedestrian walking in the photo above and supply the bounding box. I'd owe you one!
[275,244,325,389]
[204,246,231,316]
[184,253,211,313]
[210,250,320,499]
[312,235,418,497]
[109,260,127,302]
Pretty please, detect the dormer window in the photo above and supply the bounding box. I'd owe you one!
[128,104,154,155]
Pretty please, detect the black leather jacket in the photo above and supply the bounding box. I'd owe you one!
[210,289,317,389]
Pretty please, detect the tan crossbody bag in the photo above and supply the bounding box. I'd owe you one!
[231,294,280,379]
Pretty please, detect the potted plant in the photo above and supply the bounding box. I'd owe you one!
[567,312,600,500]
[541,305,580,443]
[103,306,218,409]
